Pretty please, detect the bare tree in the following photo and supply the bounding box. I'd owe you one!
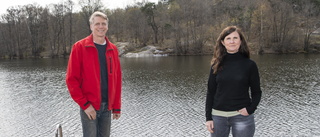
[2,9,17,59]
[1,0,320,58]
[294,0,320,52]
[0,23,4,58]
[167,0,183,54]
[261,0,295,53]
[79,0,104,34]
[129,5,151,45]
[24,4,49,58]
[109,8,126,42]
[49,3,66,58]
[141,2,159,44]
[65,0,75,56]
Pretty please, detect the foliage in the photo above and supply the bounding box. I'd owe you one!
[0,0,320,58]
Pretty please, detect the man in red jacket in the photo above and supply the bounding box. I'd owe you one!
[66,11,122,137]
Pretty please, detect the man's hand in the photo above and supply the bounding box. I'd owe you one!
[84,105,96,120]
[113,113,121,120]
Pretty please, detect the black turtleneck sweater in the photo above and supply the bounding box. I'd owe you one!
[205,52,262,121]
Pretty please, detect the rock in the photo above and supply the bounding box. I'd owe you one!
[123,45,170,58]
[115,42,130,56]
[116,42,172,57]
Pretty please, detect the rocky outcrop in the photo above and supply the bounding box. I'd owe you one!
[116,42,130,56]
[116,42,173,57]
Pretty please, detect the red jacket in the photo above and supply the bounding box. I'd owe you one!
[66,34,122,113]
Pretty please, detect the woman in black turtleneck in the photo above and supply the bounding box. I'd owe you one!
[205,26,262,137]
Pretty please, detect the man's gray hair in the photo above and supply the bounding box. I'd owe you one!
[89,11,109,25]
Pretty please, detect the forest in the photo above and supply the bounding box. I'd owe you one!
[0,0,319,59]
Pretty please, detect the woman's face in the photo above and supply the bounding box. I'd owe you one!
[221,31,241,54]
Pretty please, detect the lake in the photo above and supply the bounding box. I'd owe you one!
[0,54,319,136]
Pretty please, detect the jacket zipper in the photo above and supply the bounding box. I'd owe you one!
[107,48,114,74]
[109,57,112,73]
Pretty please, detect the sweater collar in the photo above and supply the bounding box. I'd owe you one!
[224,52,244,61]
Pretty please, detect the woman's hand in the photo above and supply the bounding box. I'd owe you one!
[238,108,249,116]
[205,120,214,133]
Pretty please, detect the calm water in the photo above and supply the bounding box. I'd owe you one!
[0,54,319,137]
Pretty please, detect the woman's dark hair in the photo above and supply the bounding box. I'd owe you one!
[211,26,250,74]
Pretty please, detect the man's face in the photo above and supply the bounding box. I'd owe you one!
[90,16,108,38]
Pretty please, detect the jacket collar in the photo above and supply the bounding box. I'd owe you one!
[84,34,115,51]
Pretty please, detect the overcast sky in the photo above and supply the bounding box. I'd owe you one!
[0,0,158,15]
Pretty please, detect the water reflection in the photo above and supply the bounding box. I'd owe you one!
[0,54,319,136]
[253,54,320,136]
[119,56,209,136]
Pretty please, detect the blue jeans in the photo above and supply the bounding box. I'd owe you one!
[80,103,111,137]
[210,114,255,137]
